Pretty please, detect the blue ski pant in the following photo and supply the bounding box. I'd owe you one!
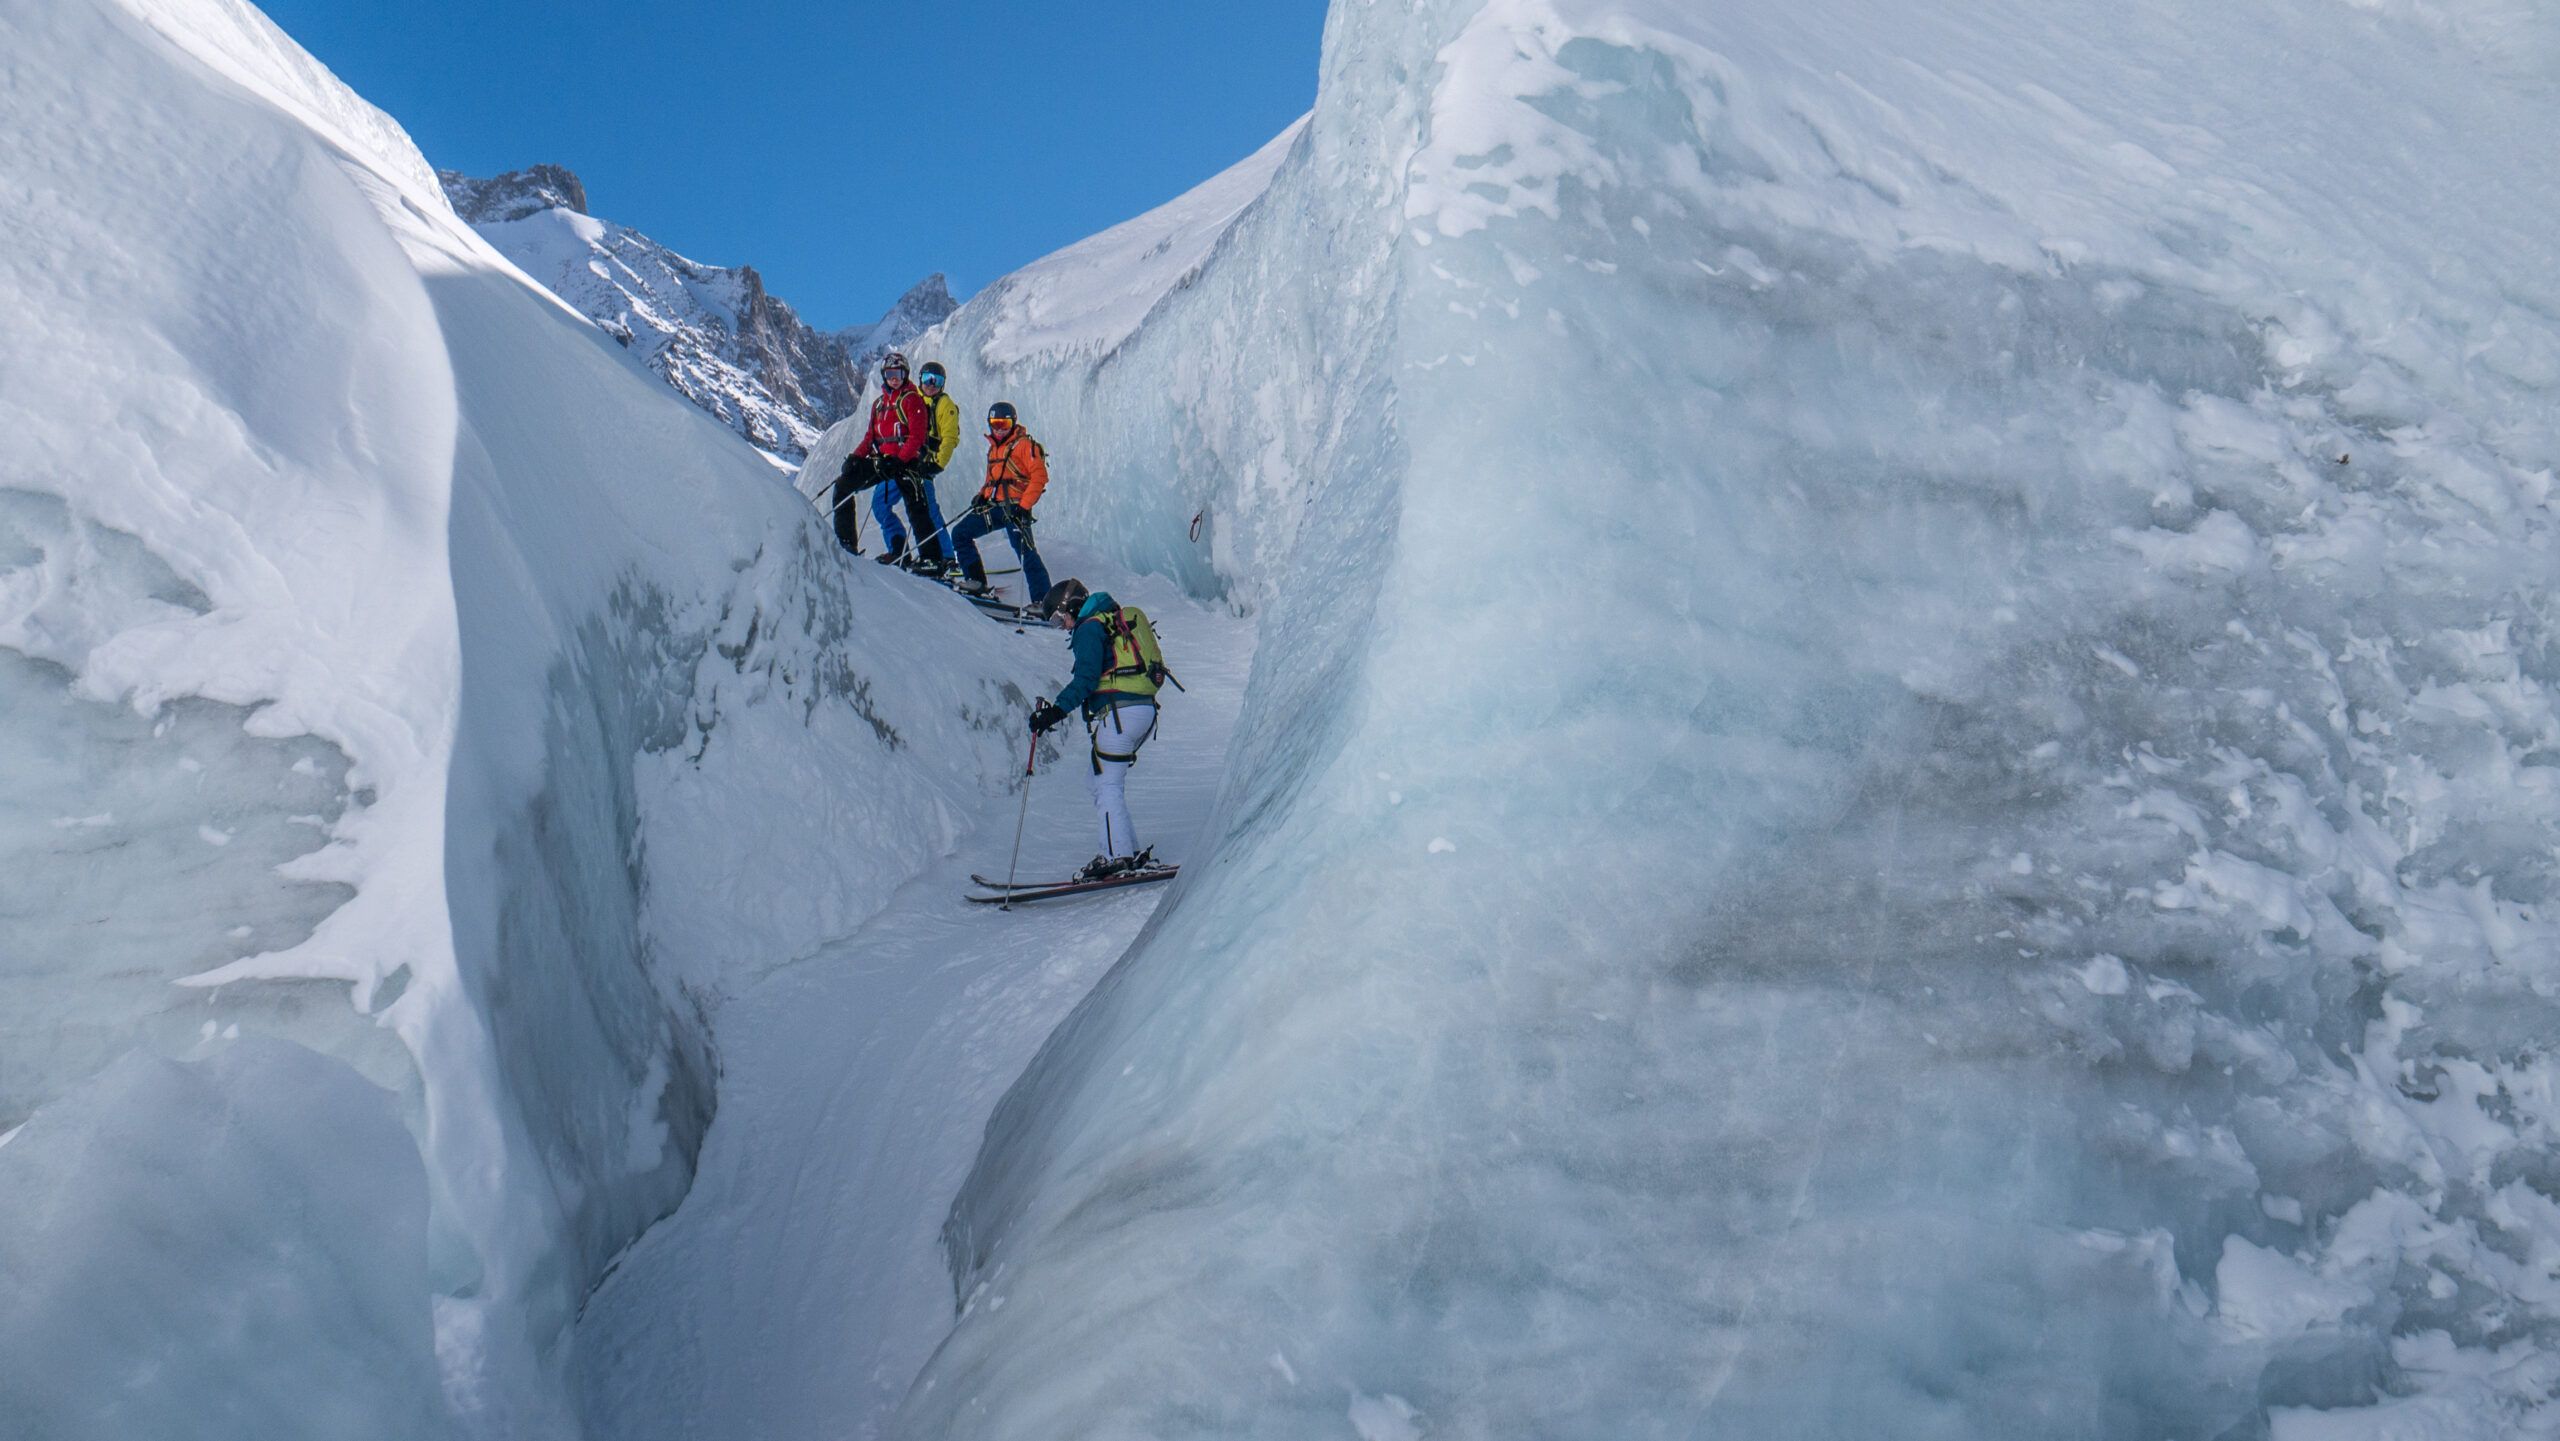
[872,471,949,557]
[952,506,1050,599]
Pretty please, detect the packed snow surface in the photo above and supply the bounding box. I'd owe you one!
[887,0,2560,1437]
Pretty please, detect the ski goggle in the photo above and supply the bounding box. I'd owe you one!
[882,366,907,379]
[987,416,1014,430]
[919,373,943,386]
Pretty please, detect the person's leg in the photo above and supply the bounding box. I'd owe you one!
[920,479,951,557]
[1087,703,1156,860]
[950,508,994,585]
[829,472,864,554]
[1011,518,1051,599]
[898,472,946,568]
[1090,751,1134,860]
[871,481,907,559]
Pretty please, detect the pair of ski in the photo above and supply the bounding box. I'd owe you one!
[965,864,1179,905]
[886,561,1032,620]
[941,579,1039,624]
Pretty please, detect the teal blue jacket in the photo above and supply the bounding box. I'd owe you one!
[1053,592,1129,718]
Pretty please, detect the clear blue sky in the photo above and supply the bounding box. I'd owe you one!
[258,0,1330,331]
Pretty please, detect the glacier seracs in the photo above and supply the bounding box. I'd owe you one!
[0,0,1043,1434]
[891,1,2560,1437]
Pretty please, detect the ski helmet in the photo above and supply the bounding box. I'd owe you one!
[881,351,909,375]
[918,361,946,384]
[1037,578,1087,623]
[987,401,1017,424]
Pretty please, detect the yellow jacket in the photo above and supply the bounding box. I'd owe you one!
[925,392,961,470]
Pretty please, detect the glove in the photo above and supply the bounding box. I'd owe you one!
[1029,700,1068,735]
[839,453,884,491]
[916,460,943,479]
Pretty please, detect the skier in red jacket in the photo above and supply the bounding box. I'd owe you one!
[831,352,948,571]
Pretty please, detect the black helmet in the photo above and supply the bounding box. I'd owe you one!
[987,401,1017,423]
[918,361,946,383]
[1036,578,1087,622]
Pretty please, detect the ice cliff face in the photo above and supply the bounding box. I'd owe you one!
[0,2,1036,1436]
[900,1,2560,1438]
[444,166,952,464]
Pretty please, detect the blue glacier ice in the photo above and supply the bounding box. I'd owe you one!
[891,1,2560,1437]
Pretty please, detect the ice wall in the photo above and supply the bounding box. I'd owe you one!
[900,1,2560,1436]
[0,1,1041,1434]
[913,118,1327,607]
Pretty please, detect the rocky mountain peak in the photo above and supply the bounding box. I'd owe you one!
[839,273,960,374]
[439,164,589,225]
[440,166,954,464]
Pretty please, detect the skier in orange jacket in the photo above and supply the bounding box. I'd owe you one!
[949,401,1052,603]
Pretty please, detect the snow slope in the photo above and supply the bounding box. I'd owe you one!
[889,1,2560,1438]
[0,1,1041,1434]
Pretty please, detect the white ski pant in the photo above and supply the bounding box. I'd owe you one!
[1087,701,1157,859]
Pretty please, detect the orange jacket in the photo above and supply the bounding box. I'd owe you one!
[980,427,1049,510]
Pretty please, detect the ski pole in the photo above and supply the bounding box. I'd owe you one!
[1000,728,1038,911]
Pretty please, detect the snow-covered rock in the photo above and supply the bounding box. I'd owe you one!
[439,163,587,224]
[0,1,1039,1434]
[840,272,960,377]
[443,166,950,464]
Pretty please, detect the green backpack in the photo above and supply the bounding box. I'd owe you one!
[1099,606,1176,699]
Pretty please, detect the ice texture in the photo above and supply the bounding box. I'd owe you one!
[1,0,1044,1432]
[910,117,1324,607]
[895,1,2560,1437]
[0,1041,445,1441]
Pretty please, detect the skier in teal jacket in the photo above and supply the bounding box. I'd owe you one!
[1028,579,1162,880]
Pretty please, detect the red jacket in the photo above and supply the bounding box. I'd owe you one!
[853,382,930,464]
